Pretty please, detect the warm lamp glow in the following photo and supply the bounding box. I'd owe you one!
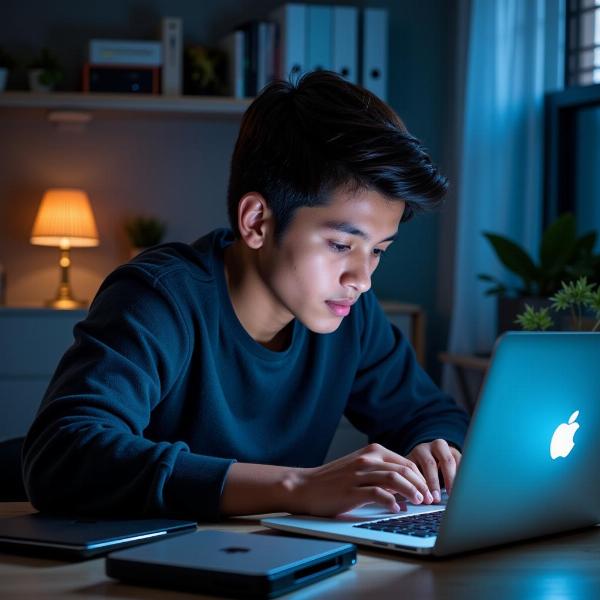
[30,188,99,248]
[30,188,100,309]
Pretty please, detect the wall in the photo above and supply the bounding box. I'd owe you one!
[0,0,460,379]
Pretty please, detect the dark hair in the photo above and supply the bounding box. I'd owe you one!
[227,70,448,242]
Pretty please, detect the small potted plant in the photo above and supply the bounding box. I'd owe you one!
[125,216,167,258]
[515,276,600,332]
[0,46,16,92]
[28,47,64,92]
[478,213,600,333]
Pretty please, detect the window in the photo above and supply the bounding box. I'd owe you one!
[544,85,600,238]
[567,0,600,85]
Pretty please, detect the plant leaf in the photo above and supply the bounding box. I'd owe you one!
[540,213,577,274]
[573,231,597,257]
[483,284,508,296]
[482,233,538,285]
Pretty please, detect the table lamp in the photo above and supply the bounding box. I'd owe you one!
[30,188,99,309]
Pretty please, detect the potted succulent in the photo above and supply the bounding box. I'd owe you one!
[515,277,600,332]
[125,216,167,258]
[0,46,16,92]
[28,47,64,92]
[478,213,600,333]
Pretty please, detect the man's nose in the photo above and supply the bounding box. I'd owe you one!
[342,258,372,293]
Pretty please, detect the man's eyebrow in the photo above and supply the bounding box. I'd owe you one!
[322,221,398,243]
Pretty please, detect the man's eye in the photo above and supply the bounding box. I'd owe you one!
[373,248,386,257]
[329,241,350,253]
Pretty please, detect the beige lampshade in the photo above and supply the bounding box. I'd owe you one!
[30,188,99,249]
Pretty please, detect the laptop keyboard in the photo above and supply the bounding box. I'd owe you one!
[353,510,444,538]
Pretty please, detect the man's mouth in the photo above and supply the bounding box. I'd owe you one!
[325,298,357,317]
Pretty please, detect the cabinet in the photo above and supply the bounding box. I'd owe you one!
[0,308,86,440]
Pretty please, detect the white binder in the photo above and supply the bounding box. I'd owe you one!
[257,22,269,93]
[220,30,245,98]
[332,6,358,83]
[256,21,277,93]
[270,3,307,82]
[306,5,332,72]
[161,17,182,96]
[362,8,388,101]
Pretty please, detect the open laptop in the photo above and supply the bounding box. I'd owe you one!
[263,332,600,556]
[0,514,197,559]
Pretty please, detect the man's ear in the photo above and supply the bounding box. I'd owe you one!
[237,193,273,249]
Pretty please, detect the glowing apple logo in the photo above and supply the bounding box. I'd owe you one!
[550,410,580,460]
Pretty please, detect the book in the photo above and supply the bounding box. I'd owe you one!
[270,3,307,82]
[88,39,162,67]
[362,8,388,100]
[161,17,182,96]
[306,5,332,73]
[220,30,245,98]
[333,6,358,83]
[237,21,258,97]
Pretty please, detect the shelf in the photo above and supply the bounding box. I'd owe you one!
[0,91,252,118]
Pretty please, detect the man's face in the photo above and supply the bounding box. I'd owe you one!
[257,188,405,334]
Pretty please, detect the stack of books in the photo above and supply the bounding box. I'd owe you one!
[220,4,388,101]
[82,17,182,95]
[80,5,388,101]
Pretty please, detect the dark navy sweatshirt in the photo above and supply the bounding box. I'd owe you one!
[22,228,469,521]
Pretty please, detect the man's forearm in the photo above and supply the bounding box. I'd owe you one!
[219,462,305,516]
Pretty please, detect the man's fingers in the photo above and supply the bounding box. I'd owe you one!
[362,444,428,485]
[356,469,431,504]
[446,448,462,494]
[350,486,405,514]
[431,441,457,495]
[414,454,442,503]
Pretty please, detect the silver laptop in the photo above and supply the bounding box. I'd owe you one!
[263,332,600,556]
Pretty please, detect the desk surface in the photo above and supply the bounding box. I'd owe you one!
[1,503,599,599]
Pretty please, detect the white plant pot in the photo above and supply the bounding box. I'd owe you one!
[0,68,7,92]
[28,68,53,92]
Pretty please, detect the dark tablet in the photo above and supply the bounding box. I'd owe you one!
[0,513,197,559]
[106,529,357,598]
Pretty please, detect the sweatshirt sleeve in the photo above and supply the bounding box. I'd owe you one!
[344,292,470,455]
[22,264,235,521]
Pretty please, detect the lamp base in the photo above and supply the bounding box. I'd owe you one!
[45,248,88,310]
[45,297,87,310]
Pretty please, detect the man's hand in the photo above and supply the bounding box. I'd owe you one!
[219,441,461,518]
[286,443,435,517]
[406,439,462,502]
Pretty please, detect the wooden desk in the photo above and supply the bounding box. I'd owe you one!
[1,503,599,599]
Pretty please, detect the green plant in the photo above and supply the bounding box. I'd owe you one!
[183,45,227,95]
[514,305,554,331]
[28,47,64,87]
[479,213,600,297]
[0,46,16,70]
[125,216,167,248]
[515,276,600,331]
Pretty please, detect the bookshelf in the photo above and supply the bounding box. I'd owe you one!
[0,91,252,118]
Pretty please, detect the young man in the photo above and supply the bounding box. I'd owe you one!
[23,71,469,521]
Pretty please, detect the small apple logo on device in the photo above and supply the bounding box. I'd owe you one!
[221,546,250,554]
[550,410,580,459]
